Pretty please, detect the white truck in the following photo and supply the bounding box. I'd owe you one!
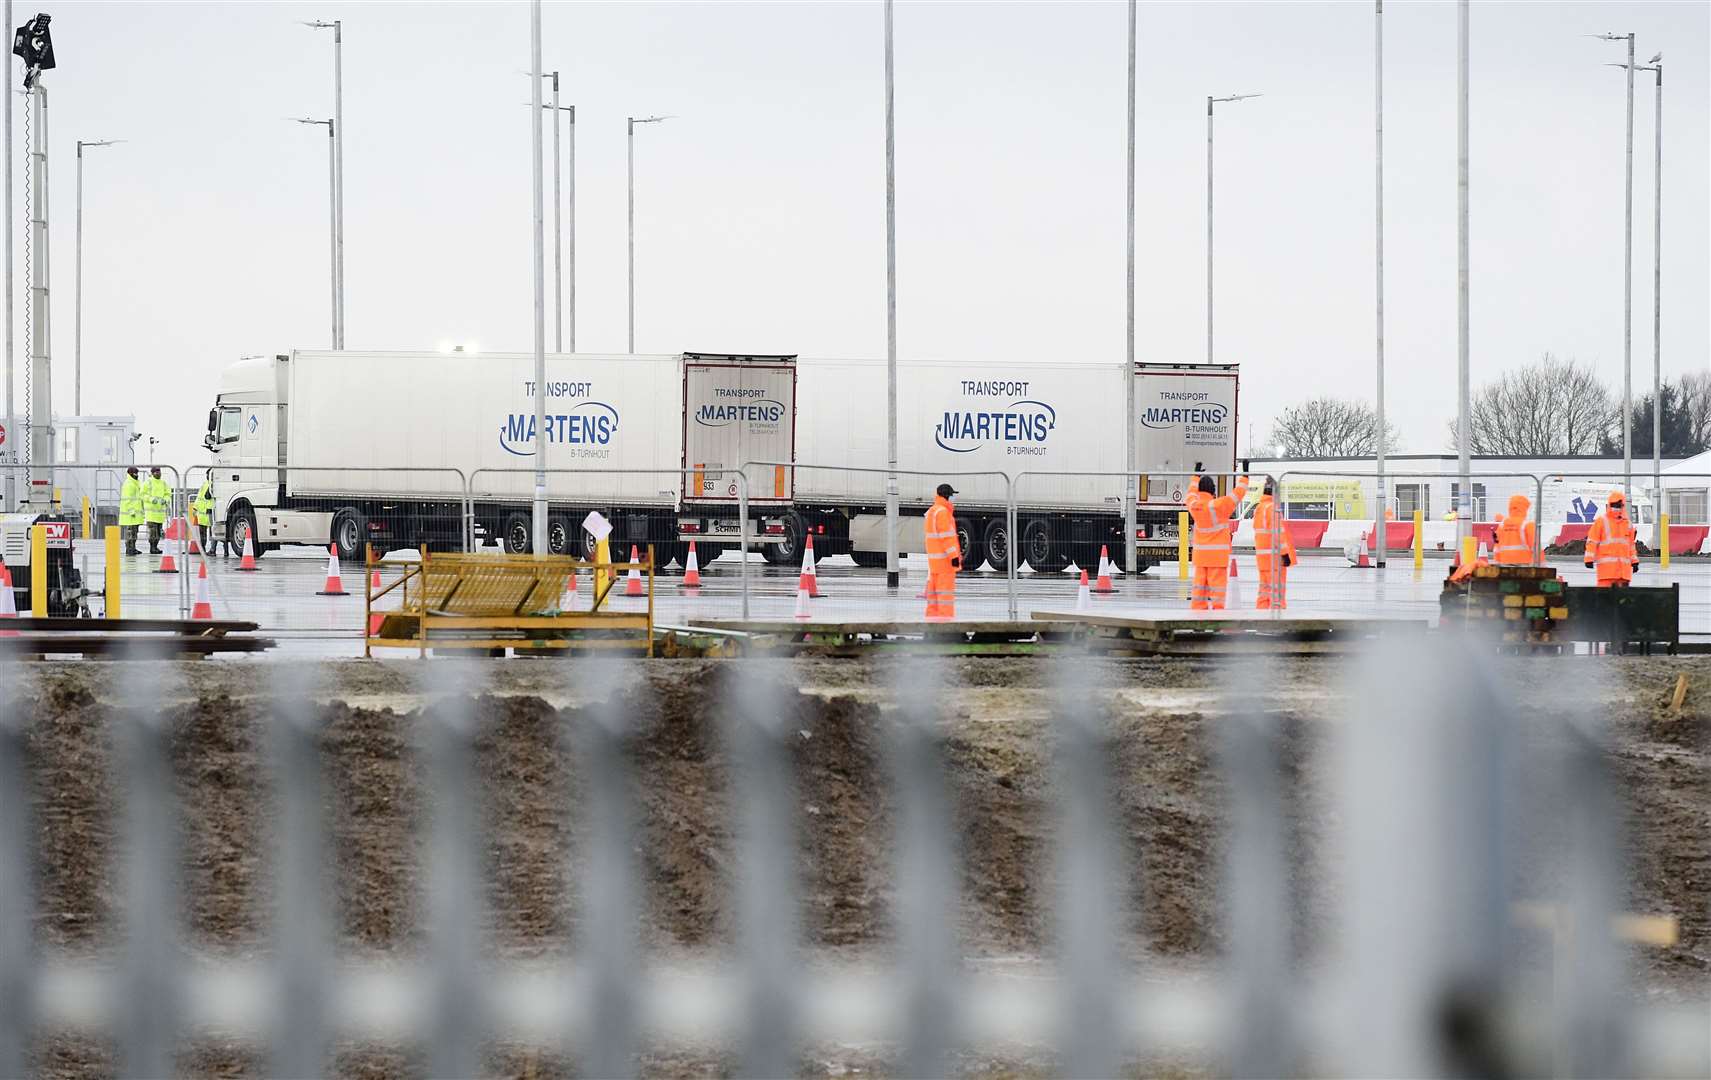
[202,350,797,562]
[787,359,1239,572]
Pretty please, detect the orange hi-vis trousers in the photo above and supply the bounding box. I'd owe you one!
[1255,557,1287,609]
[1191,564,1229,610]
[925,567,957,619]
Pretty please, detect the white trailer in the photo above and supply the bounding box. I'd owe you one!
[787,359,1238,571]
[202,350,797,561]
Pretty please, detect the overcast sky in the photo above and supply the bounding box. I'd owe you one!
[13,0,1709,466]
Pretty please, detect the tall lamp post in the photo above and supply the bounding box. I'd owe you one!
[1206,92,1260,367]
[627,115,671,354]
[883,0,899,589]
[1612,53,1663,513]
[529,0,547,549]
[1455,0,1470,538]
[1596,31,1635,493]
[1374,1,1387,567]
[1122,0,1137,574]
[303,20,344,348]
[75,137,122,417]
[293,118,338,348]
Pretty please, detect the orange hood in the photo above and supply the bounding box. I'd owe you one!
[1506,494,1530,519]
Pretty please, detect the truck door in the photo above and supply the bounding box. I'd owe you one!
[682,355,797,506]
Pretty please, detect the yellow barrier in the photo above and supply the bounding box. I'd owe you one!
[1459,534,1477,571]
[1659,513,1670,571]
[29,524,46,617]
[105,526,122,619]
[593,537,612,611]
[1177,511,1189,581]
[81,496,91,540]
[1413,510,1424,569]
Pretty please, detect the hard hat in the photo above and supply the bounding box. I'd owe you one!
[1607,489,1626,508]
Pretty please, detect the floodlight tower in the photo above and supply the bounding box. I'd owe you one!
[13,11,54,502]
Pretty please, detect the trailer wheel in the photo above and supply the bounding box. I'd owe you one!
[545,515,574,556]
[331,508,368,562]
[1021,518,1068,573]
[761,511,804,565]
[982,517,1012,574]
[502,511,533,554]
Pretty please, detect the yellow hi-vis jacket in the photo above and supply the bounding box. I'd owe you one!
[119,475,145,527]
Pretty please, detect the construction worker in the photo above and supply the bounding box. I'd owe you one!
[119,466,145,556]
[193,475,219,556]
[1492,493,1537,566]
[924,483,961,619]
[1187,465,1249,610]
[142,466,171,554]
[1252,477,1296,609]
[1584,489,1639,588]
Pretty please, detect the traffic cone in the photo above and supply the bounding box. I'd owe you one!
[235,530,259,572]
[624,545,644,596]
[799,534,820,597]
[1354,533,1372,569]
[1228,555,1239,577]
[155,533,179,574]
[188,517,202,556]
[316,545,349,596]
[1093,545,1115,593]
[165,517,180,543]
[370,566,382,591]
[190,560,214,620]
[794,583,812,619]
[560,567,579,609]
[1076,569,1091,611]
[681,540,703,587]
[0,564,18,634]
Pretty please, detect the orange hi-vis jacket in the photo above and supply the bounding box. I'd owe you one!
[924,496,960,569]
[1492,495,1537,565]
[1585,509,1637,585]
[1252,494,1296,569]
[1187,475,1248,569]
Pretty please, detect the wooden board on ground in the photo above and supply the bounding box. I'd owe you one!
[1028,608,1429,656]
[674,619,1076,657]
[0,635,276,657]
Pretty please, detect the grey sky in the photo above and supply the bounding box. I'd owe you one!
[27,0,1710,466]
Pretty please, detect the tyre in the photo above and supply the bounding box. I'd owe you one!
[956,518,979,571]
[226,505,268,559]
[982,517,1012,574]
[850,550,888,569]
[501,510,533,554]
[761,511,804,565]
[545,514,575,555]
[331,507,368,562]
[1021,518,1069,573]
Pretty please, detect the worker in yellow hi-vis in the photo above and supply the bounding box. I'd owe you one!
[142,466,171,555]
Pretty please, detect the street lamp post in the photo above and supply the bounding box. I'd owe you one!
[627,115,671,354]
[293,118,337,348]
[883,0,899,589]
[530,0,547,549]
[1374,1,1387,567]
[1611,54,1663,512]
[1597,31,1635,494]
[305,20,344,349]
[1206,93,1260,367]
[75,138,122,417]
[1455,0,1470,537]
[536,73,563,351]
[1123,0,1137,575]
[567,103,576,352]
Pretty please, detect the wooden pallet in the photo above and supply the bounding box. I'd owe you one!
[0,617,273,658]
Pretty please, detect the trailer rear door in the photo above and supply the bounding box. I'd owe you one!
[682,353,797,505]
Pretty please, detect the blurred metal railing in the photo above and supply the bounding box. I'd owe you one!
[3,645,1705,1075]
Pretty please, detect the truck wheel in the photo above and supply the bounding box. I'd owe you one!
[1022,518,1068,573]
[227,507,267,560]
[546,515,574,556]
[502,511,533,554]
[982,517,1012,574]
[331,508,368,562]
[956,519,979,570]
[850,550,888,569]
[761,511,804,565]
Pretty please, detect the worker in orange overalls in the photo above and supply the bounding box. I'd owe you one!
[1584,489,1638,587]
[924,483,961,618]
[1187,468,1249,610]
[1252,477,1296,609]
[1492,493,1537,566]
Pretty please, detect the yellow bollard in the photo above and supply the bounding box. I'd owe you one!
[1177,510,1190,581]
[1659,513,1670,571]
[1413,509,1424,570]
[30,524,47,617]
[1459,534,1477,572]
[593,537,612,611]
[82,496,91,540]
[105,526,122,619]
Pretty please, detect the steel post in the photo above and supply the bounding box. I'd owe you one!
[530,1,548,547]
[884,0,900,588]
[1374,0,1387,567]
[25,84,51,501]
[1124,0,1137,574]
[1455,0,1470,537]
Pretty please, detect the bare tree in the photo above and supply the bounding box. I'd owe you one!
[1270,397,1400,458]
[1680,369,1711,455]
[1446,354,1613,455]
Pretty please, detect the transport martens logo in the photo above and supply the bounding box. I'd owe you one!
[500,380,619,457]
[1139,388,1232,449]
[934,380,1056,456]
[695,387,786,428]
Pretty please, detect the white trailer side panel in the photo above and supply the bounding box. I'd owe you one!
[286,351,685,505]
[793,358,1128,510]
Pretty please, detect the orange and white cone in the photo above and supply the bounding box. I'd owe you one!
[0,564,18,634]
[370,566,382,591]
[235,530,259,571]
[625,545,644,596]
[316,545,349,596]
[1093,544,1115,593]
[1075,569,1091,611]
[1354,534,1372,569]
[188,516,202,556]
[164,516,180,543]
[799,534,820,597]
[191,560,214,620]
[681,540,703,587]
[560,567,580,609]
[155,533,179,574]
[794,583,812,619]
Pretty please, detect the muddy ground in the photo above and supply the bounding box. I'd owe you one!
[11,654,1709,1078]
